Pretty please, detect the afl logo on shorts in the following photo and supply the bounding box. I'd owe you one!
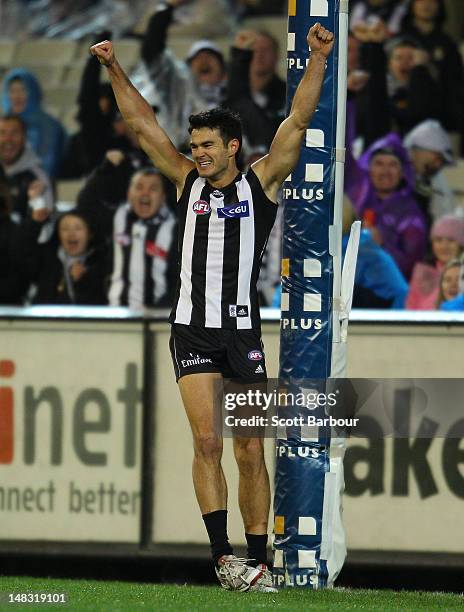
[193,200,211,215]
[248,350,263,361]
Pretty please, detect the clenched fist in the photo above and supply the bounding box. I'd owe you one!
[234,30,257,51]
[307,23,335,57]
[90,40,115,67]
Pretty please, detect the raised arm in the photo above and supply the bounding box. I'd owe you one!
[253,24,334,202]
[90,40,194,191]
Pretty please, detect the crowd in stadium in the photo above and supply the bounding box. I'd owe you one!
[1,0,463,311]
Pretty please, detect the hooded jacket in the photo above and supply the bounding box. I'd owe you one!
[344,229,409,309]
[345,132,426,279]
[2,68,67,177]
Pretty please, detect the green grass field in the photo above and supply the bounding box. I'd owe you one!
[0,577,463,611]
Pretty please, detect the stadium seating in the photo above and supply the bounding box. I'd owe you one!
[0,26,462,209]
[56,179,86,208]
[42,86,79,114]
[0,38,17,67]
[14,39,78,67]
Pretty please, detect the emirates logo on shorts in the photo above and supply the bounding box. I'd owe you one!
[192,200,211,215]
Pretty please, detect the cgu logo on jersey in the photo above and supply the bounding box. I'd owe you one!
[217,200,250,219]
[248,350,263,361]
[192,200,211,215]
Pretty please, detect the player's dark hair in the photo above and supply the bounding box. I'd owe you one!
[188,108,243,155]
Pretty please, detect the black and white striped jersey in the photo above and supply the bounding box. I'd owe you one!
[170,168,277,329]
[109,203,177,309]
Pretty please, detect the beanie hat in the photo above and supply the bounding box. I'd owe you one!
[185,40,225,67]
[404,120,454,165]
[430,215,464,246]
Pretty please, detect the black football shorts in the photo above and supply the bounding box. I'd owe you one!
[169,323,268,382]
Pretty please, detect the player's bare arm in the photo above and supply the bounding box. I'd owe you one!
[90,40,194,194]
[252,24,335,203]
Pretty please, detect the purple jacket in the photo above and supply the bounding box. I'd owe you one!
[345,122,426,279]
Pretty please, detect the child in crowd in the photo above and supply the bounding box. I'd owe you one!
[32,211,108,305]
[437,259,462,310]
[407,215,464,310]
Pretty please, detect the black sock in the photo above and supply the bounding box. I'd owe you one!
[202,510,234,566]
[245,533,268,566]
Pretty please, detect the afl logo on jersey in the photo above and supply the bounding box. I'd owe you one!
[193,200,211,215]
[248,350,263,361]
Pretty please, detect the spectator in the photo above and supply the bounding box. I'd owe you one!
[31,211,108,306]
[407,215,464,310]
[1,69,67,177]
[345,35,372,152]
[59,32,119,179]
[403,119,456,223]
[225,29,286,149]
[0,115,54,243]
[345,132,427,279]
[76,141,171,247]
[108,169,177,309]
[352,21,442,138]
[130,1,227,150]
[343,196,409,308]
[440,256,464,311]
[437,259,462,309]
[350,0,409,36]
[356,121,456,227]
[386,36,441,134]
[0,177,28,304]
[400,0,464,131]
